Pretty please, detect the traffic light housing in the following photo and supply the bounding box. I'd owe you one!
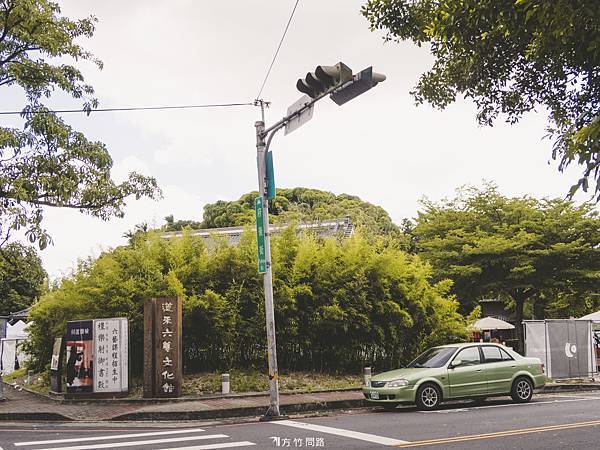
[330,66,386,106]
[296,62,353,99]
[296,62,386,105]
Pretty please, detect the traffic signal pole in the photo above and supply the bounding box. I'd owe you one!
[254,63,386,420]
[255,113,281,419]
[253,90,338,421]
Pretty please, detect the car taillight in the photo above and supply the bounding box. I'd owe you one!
[541,363,545,374]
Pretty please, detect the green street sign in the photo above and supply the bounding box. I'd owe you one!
[255,196,266,274]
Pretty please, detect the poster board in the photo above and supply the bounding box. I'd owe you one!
[65,318,128,395]
[93,318,128,393]
[65,320,94,393]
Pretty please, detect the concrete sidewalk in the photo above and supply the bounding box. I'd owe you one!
[1,381,599,422]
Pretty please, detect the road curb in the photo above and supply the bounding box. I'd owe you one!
[541,384,600,392]
[110,398,367,421]
[0,412,72,422]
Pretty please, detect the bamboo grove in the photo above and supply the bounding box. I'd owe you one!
[26,228,468,375]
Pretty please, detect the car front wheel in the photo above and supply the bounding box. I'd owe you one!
[416,383,441,411]
[511,377,533,403]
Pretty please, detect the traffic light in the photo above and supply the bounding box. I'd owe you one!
[296,62,353,99]
[330,66,386,106]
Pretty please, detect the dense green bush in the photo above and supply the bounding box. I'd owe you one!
[27,228,468,374]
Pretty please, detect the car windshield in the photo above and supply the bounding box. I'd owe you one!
[407,347,457,368]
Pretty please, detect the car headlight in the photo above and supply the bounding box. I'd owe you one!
[386,378,409,388]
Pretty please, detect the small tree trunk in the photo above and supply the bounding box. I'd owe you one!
[515,297,524,354]
[512,289,535,354]
[533,299,545,320]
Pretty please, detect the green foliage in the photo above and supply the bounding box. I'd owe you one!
[201,187,399,236]
[27,229,467,374]
[0,0,160,249]
[162,215,202,232]
[413,183,600,349]
[362,0,600,200]
[0,242,46,315]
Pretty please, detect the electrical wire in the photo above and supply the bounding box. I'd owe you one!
[255,0,301,101]
[0,102,255,116]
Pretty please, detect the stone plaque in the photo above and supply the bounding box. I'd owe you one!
[144,297,182,398]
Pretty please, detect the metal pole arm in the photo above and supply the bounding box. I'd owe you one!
[261,79,353,137]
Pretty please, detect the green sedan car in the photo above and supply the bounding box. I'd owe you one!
[363,342,546,411]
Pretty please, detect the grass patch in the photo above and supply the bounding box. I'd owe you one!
[2,368,50,394]
[183,370,361,396]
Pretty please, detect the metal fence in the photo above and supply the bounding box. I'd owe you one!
[524,319,598,379]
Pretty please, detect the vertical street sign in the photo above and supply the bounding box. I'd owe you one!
[255,196,266,274]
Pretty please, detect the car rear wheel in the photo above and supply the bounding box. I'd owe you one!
[511,377,533,403]
[416,383,441,411]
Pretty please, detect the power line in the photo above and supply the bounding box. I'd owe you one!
[255,0,301,101]
[0,102,255,116]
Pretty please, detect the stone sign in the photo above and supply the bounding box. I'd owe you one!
[143,297,182,398]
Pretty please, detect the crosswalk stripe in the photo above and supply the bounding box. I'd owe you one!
[14,428,206,446]
[38,434,229,450]
[156,442,256,450]
[272,420,410,446]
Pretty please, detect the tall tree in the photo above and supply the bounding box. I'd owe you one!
[0,0,160,249]
[362,0,600,200]
[0,242,46,315]
[413,184,600,350]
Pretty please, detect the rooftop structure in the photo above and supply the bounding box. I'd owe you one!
[162,217,354,246]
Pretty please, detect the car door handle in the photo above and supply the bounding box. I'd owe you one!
[475,368,483,372]
[510,365,516,368]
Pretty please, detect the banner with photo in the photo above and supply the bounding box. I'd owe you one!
[66,320,94,393]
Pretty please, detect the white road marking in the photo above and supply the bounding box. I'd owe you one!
[272,419,410,446]
[14,428,206,446]
[422,396,600,413]
[157,442,256,450]
[37,434,229,450]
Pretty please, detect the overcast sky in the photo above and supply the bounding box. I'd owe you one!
[7,0,588,278]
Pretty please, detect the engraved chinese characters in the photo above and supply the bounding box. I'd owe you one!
[93,318,128,393]
[144,297,182,398]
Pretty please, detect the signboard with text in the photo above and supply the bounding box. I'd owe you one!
[143,297,182,398]
[65,318,129,395]
[93,318,129,393]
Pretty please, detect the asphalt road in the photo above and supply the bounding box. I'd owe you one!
[1,391,599,449]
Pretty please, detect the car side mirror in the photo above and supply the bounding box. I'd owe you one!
[450,358,462,368]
